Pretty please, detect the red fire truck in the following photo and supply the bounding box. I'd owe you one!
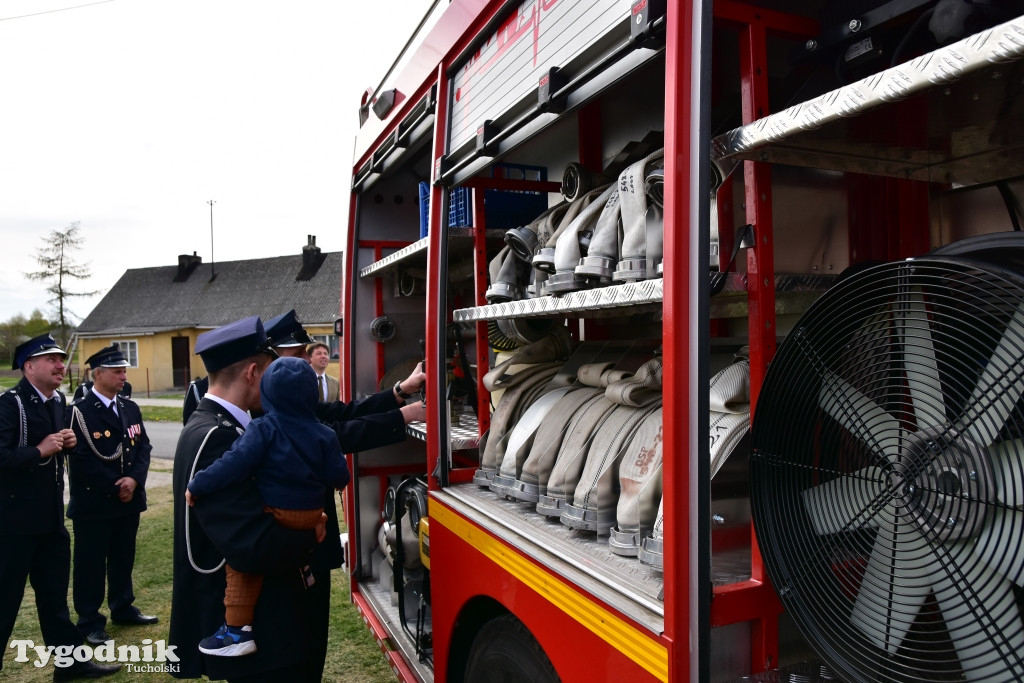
[342,1,1024,680]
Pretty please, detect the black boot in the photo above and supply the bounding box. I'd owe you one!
[52,659,122,681]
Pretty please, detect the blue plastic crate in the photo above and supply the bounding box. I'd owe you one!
[418,182,430,238]
[447,187,473,228]
[447,163,549,230]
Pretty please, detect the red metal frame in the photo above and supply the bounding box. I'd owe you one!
[661,3,699,678]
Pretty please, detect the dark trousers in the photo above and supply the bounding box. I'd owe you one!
[306,563,332,681]
[72,514,141,634]
[0,527,82,671]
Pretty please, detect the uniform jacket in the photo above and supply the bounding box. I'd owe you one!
[313,386,409,570]
[316,387,407,453]
[169,397,319,680]
[0,378,68,535]
[67,391,151,520]
[188,357,349,509]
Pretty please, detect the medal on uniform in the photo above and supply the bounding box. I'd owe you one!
[104,430,111,437]
[93,431,102,439]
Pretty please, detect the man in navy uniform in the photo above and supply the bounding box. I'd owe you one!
[264,309,426,681]
[0,334,121,680]
[67,344,156,646]
[169,316,326,681]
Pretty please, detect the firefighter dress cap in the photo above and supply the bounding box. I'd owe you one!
[265,309,315,348]
[12,334,67,370]
[195,316,276,373]
[86,344,130,369]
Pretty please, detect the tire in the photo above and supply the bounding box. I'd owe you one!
[463,614,560,683]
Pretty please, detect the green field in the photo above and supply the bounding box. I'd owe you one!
[1,467,398,682]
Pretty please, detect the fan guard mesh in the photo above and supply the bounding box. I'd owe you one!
[751,256,1024,682]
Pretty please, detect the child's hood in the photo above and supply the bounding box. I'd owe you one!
[260,356,317,417]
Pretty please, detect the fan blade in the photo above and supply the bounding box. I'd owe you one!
[850,507,931,653]
[802,466,886,535]
[896,290,946,429]
[992,439,1024,507]
[974,507,1024,587]
[962,304,1024,447]
[819,372,904,463]
[933,540,1024,681]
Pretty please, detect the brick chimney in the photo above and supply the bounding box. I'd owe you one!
[174,252,203,282]
[297,235,326,280]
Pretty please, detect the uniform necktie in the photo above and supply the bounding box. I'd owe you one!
[317,375,324,402]
[109,400,118,417]
[46,397,62,431]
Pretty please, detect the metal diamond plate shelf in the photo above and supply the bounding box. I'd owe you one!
[406,412,480,451]
[454,278,665,321]
[712,16,1024,186]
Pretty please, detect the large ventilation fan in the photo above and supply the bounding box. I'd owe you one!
[751,240,1024,682]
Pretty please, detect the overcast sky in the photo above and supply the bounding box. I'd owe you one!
[0,0,435,323]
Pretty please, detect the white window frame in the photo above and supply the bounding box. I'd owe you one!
[110,339,139,368]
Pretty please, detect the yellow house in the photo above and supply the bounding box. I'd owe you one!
[75,236,343,396]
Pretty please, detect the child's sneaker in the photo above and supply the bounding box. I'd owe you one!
[198,623,256,656]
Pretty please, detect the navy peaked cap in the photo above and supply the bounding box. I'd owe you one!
[86,344,129,368]
[265,309,314,348]
[13,334,66,370]
[195,316,276,373]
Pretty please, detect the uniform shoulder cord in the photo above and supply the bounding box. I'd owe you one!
[185,424,228,574]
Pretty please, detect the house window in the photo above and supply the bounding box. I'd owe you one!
[111,340,139,368]
[312,334,339,360]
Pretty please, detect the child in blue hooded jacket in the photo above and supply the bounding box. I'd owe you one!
[185,356,350,657]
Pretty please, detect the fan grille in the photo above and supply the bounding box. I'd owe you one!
[752,257,1024,682]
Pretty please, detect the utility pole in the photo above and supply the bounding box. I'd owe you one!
[208,199,216,281]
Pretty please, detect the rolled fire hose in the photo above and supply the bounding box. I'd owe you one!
[474,330,576,485]
[529,197,588,297]
[637,356,751,568]
[485,245,528,303]
[574,189,622,285]
[561,162,605,203]
[708,356,750,479]
[488,204,571,302]
[546,185,618,295]
[608,408,664,556]
[638,496,665,569]
[574,149,663,285]
[474,364,560,486]
[612,149,664,283]
[533,184,610,276]
[490,383,577,498]
[505,202,569,264]
[513,362,631,503]
[560,358,664,533]
[536,358,659,517]
[562,402,661,535]
[482,328,574,389]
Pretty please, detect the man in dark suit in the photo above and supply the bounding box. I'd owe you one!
[265,309,426,681]
[181,375,207,425]
[307,341,340,402]
[67,345,157,646]
[0,334,120,680]
[169,316,325,682]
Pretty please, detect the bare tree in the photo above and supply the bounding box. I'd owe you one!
[25,222,98,348]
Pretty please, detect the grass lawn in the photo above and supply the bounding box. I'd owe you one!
[1,465,397,682]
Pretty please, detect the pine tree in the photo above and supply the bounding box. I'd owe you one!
[25,222,97,348]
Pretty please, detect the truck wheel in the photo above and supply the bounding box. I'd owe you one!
[463,613,559,683]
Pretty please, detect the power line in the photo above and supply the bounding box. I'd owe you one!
[0,0,117,23]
